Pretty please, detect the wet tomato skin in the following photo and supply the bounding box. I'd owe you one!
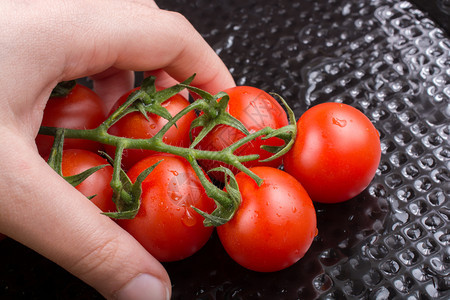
[61,149,115,213]
[118,154,216,262]
[217,166,317,272]
[36,84,106,158]
[193,86,289,181]
[284,102,381,203]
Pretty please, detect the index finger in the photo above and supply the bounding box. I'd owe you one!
[57,2,236,94]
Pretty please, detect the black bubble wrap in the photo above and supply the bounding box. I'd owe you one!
[1,0,449,299]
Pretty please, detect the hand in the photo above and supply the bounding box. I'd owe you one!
[0,1,235,299]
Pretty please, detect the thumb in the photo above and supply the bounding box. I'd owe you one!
[0,136,170,300]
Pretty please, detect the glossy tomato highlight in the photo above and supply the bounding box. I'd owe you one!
[36,84,106,157]
[118,154,216,262]
[217,167,317,272]
[284,102,381,203]
[61,149,115,212]
[193,86,289,181]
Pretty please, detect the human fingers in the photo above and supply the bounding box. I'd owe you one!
[0,135,170,300]
[88,0,161,110]
[90,68,135,112]
[1,1,238,298]
[17,0,234,97]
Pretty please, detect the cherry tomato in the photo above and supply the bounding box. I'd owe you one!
[194,86,289,181]
[284,102,381,203]
[61,149,115,212]
[217,167,317,272]
[118,154,216,262]
[106,88,196,170]
[36,84,106,158]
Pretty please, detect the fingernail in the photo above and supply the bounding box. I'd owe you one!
[117,274,170,300]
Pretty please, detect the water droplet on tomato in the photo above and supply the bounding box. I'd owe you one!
[169,191,183,205]
[170,170,179,176]
[332,117,347,127]
[292,206,297,213]
[150,124,156,129]
[182,208,197,227]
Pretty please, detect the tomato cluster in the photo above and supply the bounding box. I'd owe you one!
[36,79,380,271]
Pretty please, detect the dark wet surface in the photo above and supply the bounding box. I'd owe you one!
[1,0,449,299]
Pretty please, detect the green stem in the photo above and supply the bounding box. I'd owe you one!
[185,155,230,205]
[39,123,293,186]
[41,78,297,225]
[152,99,208,141]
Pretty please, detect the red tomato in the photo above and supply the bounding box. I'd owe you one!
[106,88,196,170]
[217,167,317,272]
[61,149,115,212]
[118,154,216,262]
[284,102,381,203]
[194,86,289,181]
[36,84,106,158]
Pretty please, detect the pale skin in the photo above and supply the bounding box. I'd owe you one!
[0,1,235,299]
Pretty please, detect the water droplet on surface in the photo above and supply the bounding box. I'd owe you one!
[332,117,347,127]
[182,208,197,227]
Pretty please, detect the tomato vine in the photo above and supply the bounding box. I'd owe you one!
[39,75,297,226]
